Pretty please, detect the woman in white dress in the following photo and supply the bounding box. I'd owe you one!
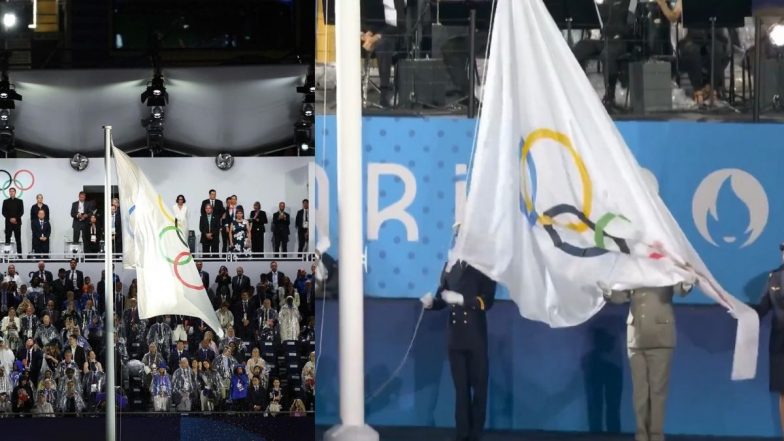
[171,194,189,235]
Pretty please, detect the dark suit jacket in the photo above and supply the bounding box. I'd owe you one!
[2,197,23,225]
[65,269,84,294]
[231,275,252,296]
[199,213,221,243]
[29,203,50,222]
[30,270,54,285]
[271,211,290,238]
[31,219,51,240]
[168,349,192,373]
[248,385,268,410]
[82,223,102,252]
[19,348,43,382]
[70,200,96,228]
[200,198,225,218]
[249,210,268,233]
[68,345,87,368]
[431,261,497,351]
[265,271,286,289]
[295,209,309,232]
[198,271,210,290]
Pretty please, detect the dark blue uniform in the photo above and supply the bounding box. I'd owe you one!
[431,260,496,441]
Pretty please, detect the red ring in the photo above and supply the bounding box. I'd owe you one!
[13,169,34,191]
[173,251,206,291]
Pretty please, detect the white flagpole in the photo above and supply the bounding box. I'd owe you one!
[103,125,116,441]
[324,0,378,438]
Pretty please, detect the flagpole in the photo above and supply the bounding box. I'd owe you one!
[103,125,116,441]
[323,0,378,438]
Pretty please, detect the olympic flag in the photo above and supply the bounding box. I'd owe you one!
[451,0,758,379]
[113,147,224,339]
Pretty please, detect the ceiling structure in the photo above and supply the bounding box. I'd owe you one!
[6,64,309,157]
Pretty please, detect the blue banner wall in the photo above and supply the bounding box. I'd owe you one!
[315,116,784,304]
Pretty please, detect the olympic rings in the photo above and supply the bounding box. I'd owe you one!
[519,129,648,259]
[158,226,192,265]
[173,251,205,290]
[0,169,34,198]
[521,129,592,233]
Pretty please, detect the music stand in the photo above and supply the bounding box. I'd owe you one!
[436,0,494,117]
[681,0,750,106]
[544,0,604,47]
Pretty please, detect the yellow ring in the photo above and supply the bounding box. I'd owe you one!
[157,194,176,224]
[521,128,592,233]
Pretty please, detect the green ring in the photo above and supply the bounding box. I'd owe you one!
[158,225,192,265]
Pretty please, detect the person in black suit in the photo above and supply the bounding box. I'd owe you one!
[753,242,784,434]
[2,187,23,253]
[200,189,225,218]
[271,202,290,257]
[70,191,96,244]
[30,209,51,257]
[29,193,50,223]
[295,199,309,253]
[110,203,122,254]
[249,201,268,254]
[168,339,191,374]
[195,261,210,290]
[51,268,68,305]
[220,196,236,253]
[231,267,251,299]
[20,338,43,385]
[30,261,54,286]
[232,290,256,341]
[65,259,84,296]
[361,0,408,108]
[199,204,220,257]
[248,375,267,412]
[83,214,101,254]
[422,259,497,441]
[65,334,87,368]
[266,261,286,291]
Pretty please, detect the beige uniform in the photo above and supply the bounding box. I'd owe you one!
[605,282,692,441]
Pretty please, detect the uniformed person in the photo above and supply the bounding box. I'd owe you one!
[421,260,496,441]
[752,243,784,435]
[599,278,695,441]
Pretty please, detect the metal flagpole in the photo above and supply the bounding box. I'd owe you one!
[323,0,378,438]
[103,125,116,441]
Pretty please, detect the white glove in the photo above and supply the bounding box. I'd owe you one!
[596,281,612,297]
[441,290,464,306]
[419,293,434,309]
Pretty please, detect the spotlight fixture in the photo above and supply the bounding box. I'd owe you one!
[0,109,8,121]
[215,153,234,171]
[70,153,89,171]
[294,119,313,153]
[151,106,164,119]
[141,73,168,107]
[770,23,784,48]
[303,103,314,118]
[2,13,16,30]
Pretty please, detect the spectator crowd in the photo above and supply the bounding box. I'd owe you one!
[0,258,316,416]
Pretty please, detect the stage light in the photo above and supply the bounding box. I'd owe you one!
[771,24,784,47]
[303,103,314,118]
[300,142,310,151]
[141,73,168,107]
[70,153,89,171]
[2,13,16,29]
[215,153,234,170]
[594,0,604,4]
[151,106,164,119]
[0,110,9,121]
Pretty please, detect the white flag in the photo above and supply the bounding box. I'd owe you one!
[113,147,224,339]
[452,0,758,380]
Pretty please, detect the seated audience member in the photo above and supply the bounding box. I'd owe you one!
[291,398,307,417]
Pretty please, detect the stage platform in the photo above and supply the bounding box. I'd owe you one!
[316,426,776,441]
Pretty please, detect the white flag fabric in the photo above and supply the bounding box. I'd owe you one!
[452,0,758,380]
[113,147,224,339]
